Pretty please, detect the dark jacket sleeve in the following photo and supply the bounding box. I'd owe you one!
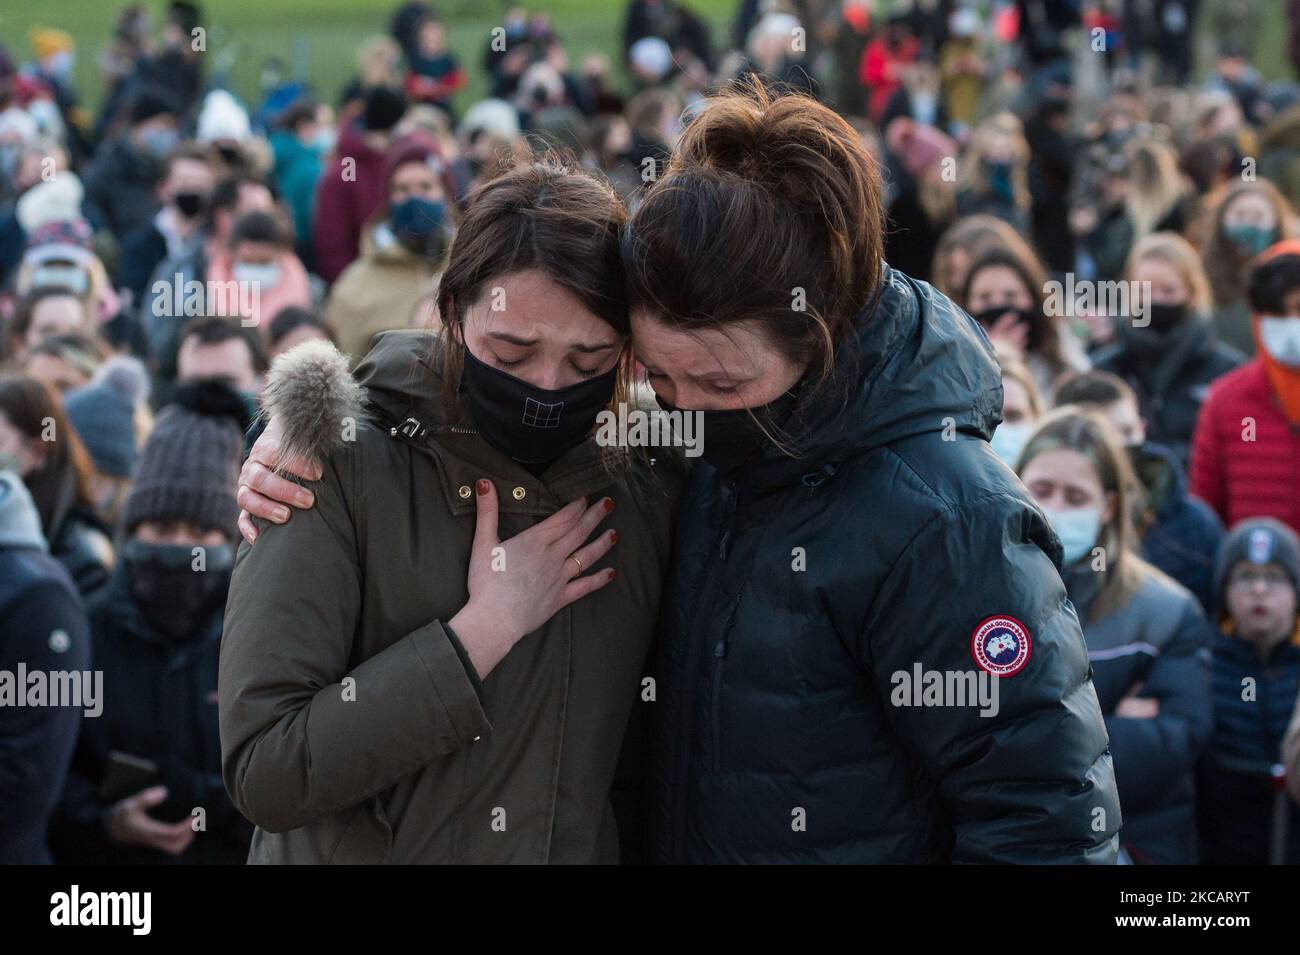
[219,442,491,834]
[1104,599,1213,815]
[0,578,91,864]
[861,488,1121,864]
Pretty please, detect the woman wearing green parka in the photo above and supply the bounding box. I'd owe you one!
[219,156,678,863]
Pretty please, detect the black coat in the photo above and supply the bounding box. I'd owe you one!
[0,544,91,864]
[49,568,252,865]
[1093,319,1244,468]
[1197,632,1300,865]
[650,267,1121,863]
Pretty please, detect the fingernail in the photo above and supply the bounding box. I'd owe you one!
[298,489,314,507]
[609,530,618,544]
[477,479,490,495]
[274,507,290,522]
[607,568,616,580]
[604,497,615,513]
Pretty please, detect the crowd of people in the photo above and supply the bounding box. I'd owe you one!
[2,0,1300,865]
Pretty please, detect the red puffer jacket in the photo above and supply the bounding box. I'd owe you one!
[1190,359,1300,534]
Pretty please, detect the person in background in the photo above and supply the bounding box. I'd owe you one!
[929,213,1034,300]
[938,6,985,135]
[3,285,94,361]
[0,471,91,864]
[175,315,268,403]
[883,118,958,282]
[1191,240,1300,535]
[268,98,333,268]
[990,346,1043,468]
[142,172,276,384]
[313,85,408,284]
[21,333,109,394]
[1092,232,1244,467]
[956,113,1033,233]
[1200,179,1296,356]
[1018,407,1213,864]
[117,143,215,309]
[1198,518,1300,865]
[82,89,177,239]
[860,13,918,125]
[1055,369,1225,617]
[205,210,313,331]
[267,306,337,361]
[326,134,449,363]
[64,355,150,525]
[960,245,1088,397]
[402,10,464,117]
[0,373,113,599]
[50,380,254,865]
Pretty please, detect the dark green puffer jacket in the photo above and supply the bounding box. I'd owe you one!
[650,266,1122,864]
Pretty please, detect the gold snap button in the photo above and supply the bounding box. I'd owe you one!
[457,484,472,499]
[512,486,526,501]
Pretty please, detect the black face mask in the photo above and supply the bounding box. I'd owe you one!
[970,306,1045,351]
[1144,302,1188,334]
[657,389,801,477]
[459,344,617,473]
[173,191,205,218]
[122,539,233,642]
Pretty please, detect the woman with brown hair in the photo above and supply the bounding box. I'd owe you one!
[1017,407,1212,864]
[219,155,679,863]
[619,81,1116,863]
[960,244,1089,396]
[0,374,113,598]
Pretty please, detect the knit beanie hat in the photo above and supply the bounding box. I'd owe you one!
[1214,517,1300,604]
[64,355,149,479]
[122,380,246,539]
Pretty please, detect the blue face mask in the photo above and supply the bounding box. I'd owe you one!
[1224,223,1275,258]
[985,160,1014,199]
[1043,506,1102,565]
[990,421,1032,467]
[139,126,180,159]
[390,196,447,255]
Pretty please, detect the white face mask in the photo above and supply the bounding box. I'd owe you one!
[232,261,282,290]
[990,421,1032,467]
[1259,317,1300,368]
[1043,506,1102,566]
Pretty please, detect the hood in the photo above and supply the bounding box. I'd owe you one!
[0,471,47,551]
[742,265,1002,489]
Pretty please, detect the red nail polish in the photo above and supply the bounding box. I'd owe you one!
[604,497,615,513]
[607,568,616,580]
[477,479,490,495]
[609,530,618,544]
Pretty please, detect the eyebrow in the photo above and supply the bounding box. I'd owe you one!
[486,331,619,354]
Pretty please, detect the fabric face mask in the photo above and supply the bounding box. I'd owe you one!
[990,421,1032,467]
[121,539,234,641]
[1043,506,1102,566]
[459,343,618,471]
[657,389,800,478]
[1144,302,1188,334]
[1224,224,1275,258]
[232,261,282,290]
[1258,316,1300,367]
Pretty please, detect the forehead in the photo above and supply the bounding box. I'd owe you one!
[470,269,619,344]
[1023,447,1101,485]
[630,310,768,372]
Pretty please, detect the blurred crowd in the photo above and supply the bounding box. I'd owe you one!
[3,0,1300,866]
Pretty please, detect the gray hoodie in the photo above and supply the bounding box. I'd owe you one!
[0,472,46,551]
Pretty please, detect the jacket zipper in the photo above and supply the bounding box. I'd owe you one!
[709,594,743,773]
[669,477,740,860]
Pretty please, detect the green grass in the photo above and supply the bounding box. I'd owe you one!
[0,0,736,115]
[0,0,1289,120]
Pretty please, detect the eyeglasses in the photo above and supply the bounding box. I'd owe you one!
[1228,568,1292,590]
